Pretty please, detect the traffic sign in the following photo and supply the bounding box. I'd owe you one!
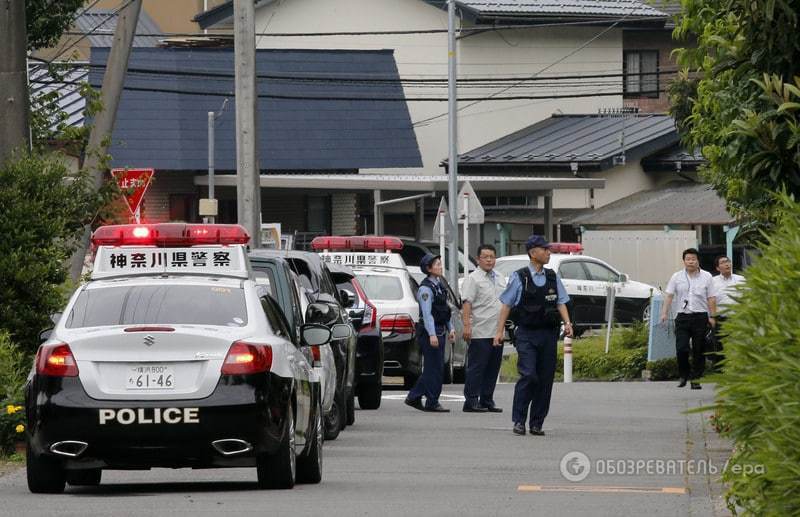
[457,181,484,224]
[432,197,453,239]
[111,168,154,217]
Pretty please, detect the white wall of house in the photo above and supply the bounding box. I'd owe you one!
[251,0,624,175]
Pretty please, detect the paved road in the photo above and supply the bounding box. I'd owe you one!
[0,382,719,517]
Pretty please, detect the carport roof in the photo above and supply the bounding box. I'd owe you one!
[454,114,680,172]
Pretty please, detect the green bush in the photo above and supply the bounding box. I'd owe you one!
[713,197,800,516]
[0,332,27,456]
[647,358,680,381]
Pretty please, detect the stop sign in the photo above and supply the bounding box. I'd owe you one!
[111,168,154,216]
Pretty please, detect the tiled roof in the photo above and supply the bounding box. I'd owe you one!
[28,62,89,131]
[453,0,667,18]
[89,47,422,171]
[456,114,679,172]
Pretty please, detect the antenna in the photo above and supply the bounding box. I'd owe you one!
[598,107,638,166]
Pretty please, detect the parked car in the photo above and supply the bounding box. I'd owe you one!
[494,253,658,336]
[250,249,358,430]
[250,257,339,439]
[328,264,384,409]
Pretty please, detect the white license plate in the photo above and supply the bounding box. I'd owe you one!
[127,365,175,390]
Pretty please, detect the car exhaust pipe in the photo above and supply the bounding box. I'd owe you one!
[212,439,253,456]
[50,441,88,458]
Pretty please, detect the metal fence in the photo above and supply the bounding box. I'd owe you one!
[647,293,676,361]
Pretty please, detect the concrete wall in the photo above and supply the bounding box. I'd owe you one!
[251,0,624,175]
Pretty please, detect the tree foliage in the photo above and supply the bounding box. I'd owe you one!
[0,152,116,354]
[26,0,85,51]
[669,0,800,228]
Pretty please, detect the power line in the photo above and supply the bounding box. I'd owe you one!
[47,0,136,65]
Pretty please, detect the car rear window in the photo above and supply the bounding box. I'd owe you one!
[65,285,248,328]
[354,274,403,301]
[494,259,529,276]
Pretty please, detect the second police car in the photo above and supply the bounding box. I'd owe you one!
[25,223,351,493]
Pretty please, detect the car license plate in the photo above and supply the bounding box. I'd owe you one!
[127,365,175,390]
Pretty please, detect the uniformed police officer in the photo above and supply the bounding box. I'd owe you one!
[405,253,455,413]
[493,235,573,436]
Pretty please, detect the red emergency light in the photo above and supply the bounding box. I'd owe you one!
[549,242,583,254]
[310,236,404,252]
[91,223,250,247]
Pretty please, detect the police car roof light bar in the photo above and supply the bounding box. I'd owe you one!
[91,223,250,247]
[549,242,583,254]
[311,235,404,252]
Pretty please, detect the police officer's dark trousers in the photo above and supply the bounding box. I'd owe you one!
[512,326,558,428]
[675,312,708,380]
[464,338,503,408]
[408,326,445,408]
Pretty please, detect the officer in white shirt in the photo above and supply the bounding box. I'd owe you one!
[709,255,745,367]
[660,248,717,389]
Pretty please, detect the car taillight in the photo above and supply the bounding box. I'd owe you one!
[310,345,322,366]
[36,343,79,377]
[379,314,415,334]
[221,342,272,375]
[362,301,377,330]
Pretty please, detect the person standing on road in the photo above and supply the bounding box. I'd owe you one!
[461,244,507,413]
[405,254,455,413]
[493,235,573,436]
[709,256,745,368]
[659,248,717,389]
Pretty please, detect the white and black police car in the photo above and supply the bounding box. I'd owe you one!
[25,223,348,493]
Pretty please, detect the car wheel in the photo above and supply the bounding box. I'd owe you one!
[452,367,465,384]
[296,400,323,484]
[26,445,66,494]
[642,303,651,324]
[66,469,102,486]
[358,382,382,410]
[346,389,355,426]
[257,404,296,489]
[324,392,343,441]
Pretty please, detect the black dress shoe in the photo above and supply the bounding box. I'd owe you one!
[690,382,702,390]
[404,397,424,411]
[512,423,526,435]
[425,404,450,413]
[677,378,688,388]
[529,426,545,436]
[462,403,488,413]
[482,406,503,413]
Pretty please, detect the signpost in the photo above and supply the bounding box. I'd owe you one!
[604,283,617,353]
[432,198,452,274]
[457,181,484,283]
[111,168,154,223]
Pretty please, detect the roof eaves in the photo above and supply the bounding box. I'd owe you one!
[192,1,233,29]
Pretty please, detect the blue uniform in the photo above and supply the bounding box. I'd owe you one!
[407,276,451,409]
[501,265,570,431]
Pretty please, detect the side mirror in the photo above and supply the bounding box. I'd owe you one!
[300,324,332,346]
[339,289,356,308]
[39,328,53,342]
[306,302,340,326]
[618,273,629,283]
[331,323,353,340]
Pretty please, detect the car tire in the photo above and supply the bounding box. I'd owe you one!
[358,382,382,410]
[296,400,323,485]
[452,367,465,384]
[257,404,296,489]
[26,445,66,494]
[66,469,102,486]
[324,390,344,440]
[346,389,355,426]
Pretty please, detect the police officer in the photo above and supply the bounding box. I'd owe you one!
[405,253,454,413]
[493,235,572,436]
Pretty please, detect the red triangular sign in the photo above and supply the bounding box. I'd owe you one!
[111,168,154,215]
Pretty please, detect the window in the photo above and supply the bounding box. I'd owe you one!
[624,50,659,98]
[169,194,199,222]
[260,295,292,340]
[307,195,330,233]
[494,260,529,277]
[583,261,620,282]
[66,285,247,328]
[355,274,404,301]
[558,261,589,280]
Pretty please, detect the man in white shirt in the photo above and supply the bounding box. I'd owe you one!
[659,248,717,389]
[709,255,745,367]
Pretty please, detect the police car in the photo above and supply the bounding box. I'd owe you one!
[494,245,657,336]
[312,236,466,386]
[25,223,348,493]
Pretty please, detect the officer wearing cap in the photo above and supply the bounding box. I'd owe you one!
[405,253,455,413]
[494,235,573,436]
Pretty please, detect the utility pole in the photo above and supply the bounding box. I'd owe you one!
[446,0,459,293]
[233,0,261,247]
[69,0,143,281]
[0,0,30,162]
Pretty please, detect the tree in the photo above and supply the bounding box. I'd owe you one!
[669,0,800,228]
[26,0,85,51]
[0,152,116,354]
